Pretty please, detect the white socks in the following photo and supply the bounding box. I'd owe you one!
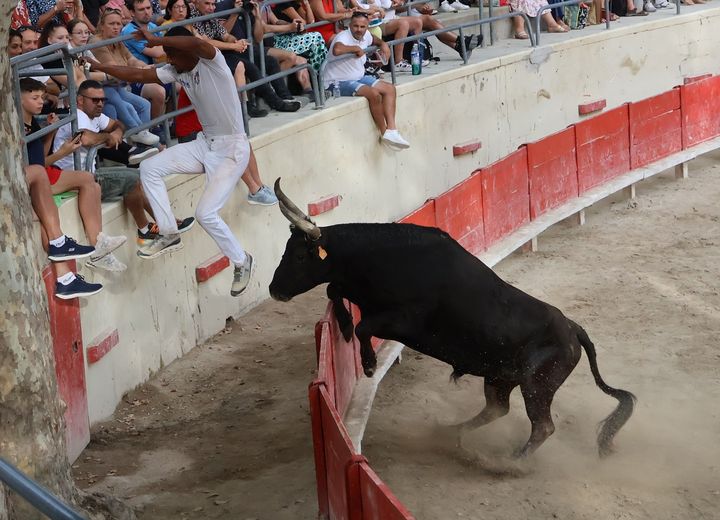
[49,235,67,248]
[57,272,76,285]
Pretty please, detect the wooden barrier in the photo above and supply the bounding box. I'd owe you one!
[681,74,720,148]
[629,89,682,169]
[434,173,485,255]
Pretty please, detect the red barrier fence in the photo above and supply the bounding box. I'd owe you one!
[309,76,720,518]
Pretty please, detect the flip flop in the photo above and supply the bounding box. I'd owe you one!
[514,31,529,39]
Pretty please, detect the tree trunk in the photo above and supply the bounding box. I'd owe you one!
[0,11,137,520]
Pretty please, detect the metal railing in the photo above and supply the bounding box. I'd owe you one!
[0,458,85,520]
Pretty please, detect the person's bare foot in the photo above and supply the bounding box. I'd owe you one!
[548,25,569,33]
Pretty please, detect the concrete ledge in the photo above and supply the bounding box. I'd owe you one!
[578,99,607,115]
[87,329,119,365]
[308,194,342,216]
[196,254,230,283]
[684,73,712,84]
[453,140,483,157]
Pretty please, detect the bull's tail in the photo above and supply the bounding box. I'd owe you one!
[574,322,636,457]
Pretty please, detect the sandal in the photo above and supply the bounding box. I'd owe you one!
[514,30,530,39]
[548,25,569,32]
[626,8,649,14]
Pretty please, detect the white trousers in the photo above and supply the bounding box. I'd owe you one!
[139,133,250,266]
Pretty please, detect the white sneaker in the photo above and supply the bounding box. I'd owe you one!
[381,129,410,150]
[92,232,127,260]
[86,252,127,272]
[450,0,471,9]
[129,129,160,146]
[137,234,182,259]
[439,0,457,11]
[395,60,412,72]
[644,1,656,10]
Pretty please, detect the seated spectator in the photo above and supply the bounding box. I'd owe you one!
[191,0,301,113]
[27,0,92,29]
[25,164,103,298]
[9,28,24,57]
[308,0,354,45]
[69,18,157,146]
[21,78,128,272]
[404,1,483,58]
[80,0,109,32]
[260,0,326,93]
[509,0,568,38]
[324,12,409,150]
[110,3,167,122]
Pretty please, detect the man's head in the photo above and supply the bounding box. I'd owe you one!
[77,80,107,118]
[195,0,216,16]
[20,78,47,116]
[9,29,23,58]
[349,12,369,41]
[164,26,198,72]
[17,25,40,53]
[126,0,155,24]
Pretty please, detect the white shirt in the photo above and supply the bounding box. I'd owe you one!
[156,49,244,138]
[324,29,373,87]
[53,109,111,173]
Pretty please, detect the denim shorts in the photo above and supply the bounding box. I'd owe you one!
[331,75,381,97]
[95,167,140,202]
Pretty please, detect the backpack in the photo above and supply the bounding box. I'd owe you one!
[402,38,434,63]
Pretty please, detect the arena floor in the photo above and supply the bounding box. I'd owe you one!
[73,153,720,518]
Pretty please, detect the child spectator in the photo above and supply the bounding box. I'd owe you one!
[324,12,410,150]
[20,78,128,272]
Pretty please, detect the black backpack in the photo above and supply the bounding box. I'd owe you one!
[402,38,434,62]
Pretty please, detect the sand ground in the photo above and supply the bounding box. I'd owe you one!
[74,153,720,519]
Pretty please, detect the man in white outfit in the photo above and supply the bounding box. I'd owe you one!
[86,25,254,296]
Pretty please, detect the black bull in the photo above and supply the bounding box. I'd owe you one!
[269,180,636,457]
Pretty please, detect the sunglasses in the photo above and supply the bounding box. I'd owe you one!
[80,94,107,104]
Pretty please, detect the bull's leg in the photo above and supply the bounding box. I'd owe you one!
[327,284,353,342]
[453,379,516,447]
[516,385,556,458]
[353,320,379,377]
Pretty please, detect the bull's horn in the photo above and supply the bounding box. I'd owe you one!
[274,178,322,240]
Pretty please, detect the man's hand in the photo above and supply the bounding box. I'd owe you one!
[105,129,123,150]
[46,113,60,126]
[354,46,365,58]
[292,18,305,32]
[58,134,83,156]
[232,39,249,52]
[418,3,434,14]
[379,42,390,62]
[134,27,161,47]
[79,56,101,71]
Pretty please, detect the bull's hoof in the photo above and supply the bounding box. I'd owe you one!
[341,324,354,343]
[363,365,375,377]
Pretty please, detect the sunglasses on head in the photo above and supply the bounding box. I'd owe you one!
[80,94,107,104]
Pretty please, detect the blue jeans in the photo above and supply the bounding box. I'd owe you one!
[103,86,151,129]
[329,75,381,97]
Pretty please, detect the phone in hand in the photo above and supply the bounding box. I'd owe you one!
[72,130,84,141]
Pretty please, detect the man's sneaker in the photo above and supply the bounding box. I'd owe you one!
[644,0,657,10]
[86,252,127,272]
[450,0,470,9]
[92,232,127,260]
[381,129,411,150]
[55,275,103,300]
[395,60,412,72]
[247,101,269,118]
[129,129,160,146]
[137,234,183,259]
[137,218,194,244]
[247,186,279,206]
[456,34,482,58]
[48,236,95,261]
[439,0,457,11]
[231,253,254,296]
[128,143,160,166]
[273,99,302,112]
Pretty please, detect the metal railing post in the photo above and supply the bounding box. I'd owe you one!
[458,26,469,64]
[389,46,397,85]
[605,0,611,29]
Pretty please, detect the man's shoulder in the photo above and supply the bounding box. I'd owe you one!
[120,23,135,34]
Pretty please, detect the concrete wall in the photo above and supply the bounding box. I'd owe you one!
[55,7,720,423]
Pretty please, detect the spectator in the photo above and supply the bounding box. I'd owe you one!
[86,27,273,295]
[509,0,568,38]
[324,12,410,150]
[18,24,41,53]
[307,0,354,45]
[404,1,483,58]
[9,29,24,57]
[190,0,301,113]
[27,0,92,29]
[80,0,109,31]
[20,78,129,272]
[12,0,32,29]
[24,165,104,298]
[117,0,166,119]
[260,0,326,92]
[69,18,158,145]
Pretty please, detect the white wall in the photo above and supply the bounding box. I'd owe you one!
[56,7,720,423]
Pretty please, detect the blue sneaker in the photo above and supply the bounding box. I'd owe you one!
[55,275,103,300]
[247,186,278,206]
[48,236,95,262]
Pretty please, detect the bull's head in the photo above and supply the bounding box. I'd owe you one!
[269,178,331,302]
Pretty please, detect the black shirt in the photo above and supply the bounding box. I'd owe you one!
[25,117,46,167]
[81,0,109,26]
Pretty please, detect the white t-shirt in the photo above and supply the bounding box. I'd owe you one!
[53,110,111,173]
[324,29,373,87]
[156,49,244,138]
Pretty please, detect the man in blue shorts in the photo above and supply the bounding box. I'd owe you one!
[323,12,410,150]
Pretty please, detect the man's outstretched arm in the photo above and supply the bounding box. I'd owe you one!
[136,26,216,60]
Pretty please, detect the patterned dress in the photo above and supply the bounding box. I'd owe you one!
[266,2,328,72]
[508,0,549,17]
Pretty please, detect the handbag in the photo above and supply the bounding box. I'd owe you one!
[563,2,589,29]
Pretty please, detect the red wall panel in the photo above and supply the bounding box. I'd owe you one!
[629,89,682,169]
[527,127,579,219]
[434,174,485,255]
[681,75,720,147]
[575,104,631,193]
[309,382,330,520]
[359,462,415,519]
[331,311,358,417]
[479,146,530,246]
[398,199,436,227]
[42,264,90,463]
